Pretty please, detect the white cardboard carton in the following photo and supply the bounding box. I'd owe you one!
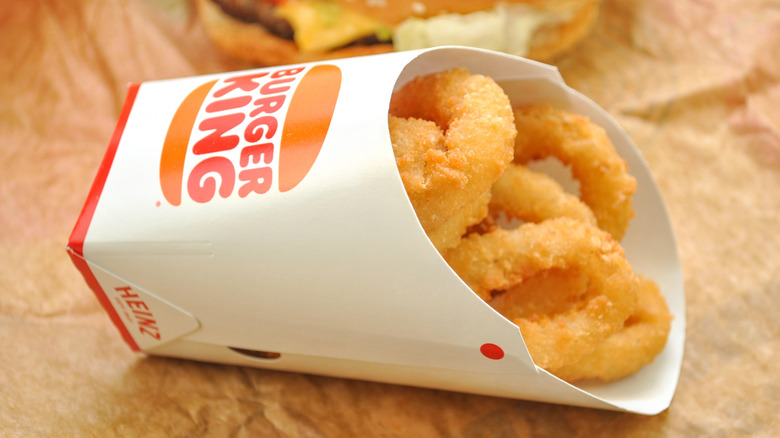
[67,47,685,415]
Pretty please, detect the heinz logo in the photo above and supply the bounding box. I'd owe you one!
[115,286,160,341]
[159,64,342,205]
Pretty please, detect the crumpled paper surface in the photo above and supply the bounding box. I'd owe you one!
[2,0,779,435]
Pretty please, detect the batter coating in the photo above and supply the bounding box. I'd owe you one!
[444,217,639,371]
[513,104,636,241]
[389,68,516,252]
[553,275,673,382]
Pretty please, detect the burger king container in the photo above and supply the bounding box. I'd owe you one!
[67,47,685,415]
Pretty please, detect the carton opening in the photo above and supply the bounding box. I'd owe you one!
[228,347,282,361]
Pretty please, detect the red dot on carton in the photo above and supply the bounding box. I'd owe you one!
[480,343,504,360]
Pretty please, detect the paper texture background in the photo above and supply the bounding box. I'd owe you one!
[1,0,779,435]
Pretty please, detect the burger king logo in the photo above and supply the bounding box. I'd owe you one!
[159,64,342,206]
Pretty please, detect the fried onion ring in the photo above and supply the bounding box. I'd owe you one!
[489,163,598,226]
[444,217,639,371]
[389,116,490,251]
[513,105,636,241]
[389,68,516,252]
[553,275,673,382]
[424,190,491,252]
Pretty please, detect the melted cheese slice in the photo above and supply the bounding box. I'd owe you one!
[276,1,391,53]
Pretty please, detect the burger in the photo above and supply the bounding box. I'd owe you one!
[196,0,601,66]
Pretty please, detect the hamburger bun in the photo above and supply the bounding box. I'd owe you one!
[196,0,600,66]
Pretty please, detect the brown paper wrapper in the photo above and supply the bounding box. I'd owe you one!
[2,0,779,435]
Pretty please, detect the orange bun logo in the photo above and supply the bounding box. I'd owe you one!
[159,64,341,205]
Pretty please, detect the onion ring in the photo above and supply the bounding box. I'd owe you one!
[513,104,636,241]
[489,163,598,226]
[443,217,639,371]
[553,275,673,382]
[389,68,516,252]
[424,190,492,252]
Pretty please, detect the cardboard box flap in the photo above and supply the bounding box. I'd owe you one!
[76,254,201,351]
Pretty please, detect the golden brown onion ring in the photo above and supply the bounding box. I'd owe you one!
[489,163,598,226]
[513,105,636,241]
[553,275,673,382]
[444,217,639,371]
[389,68,516,252]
